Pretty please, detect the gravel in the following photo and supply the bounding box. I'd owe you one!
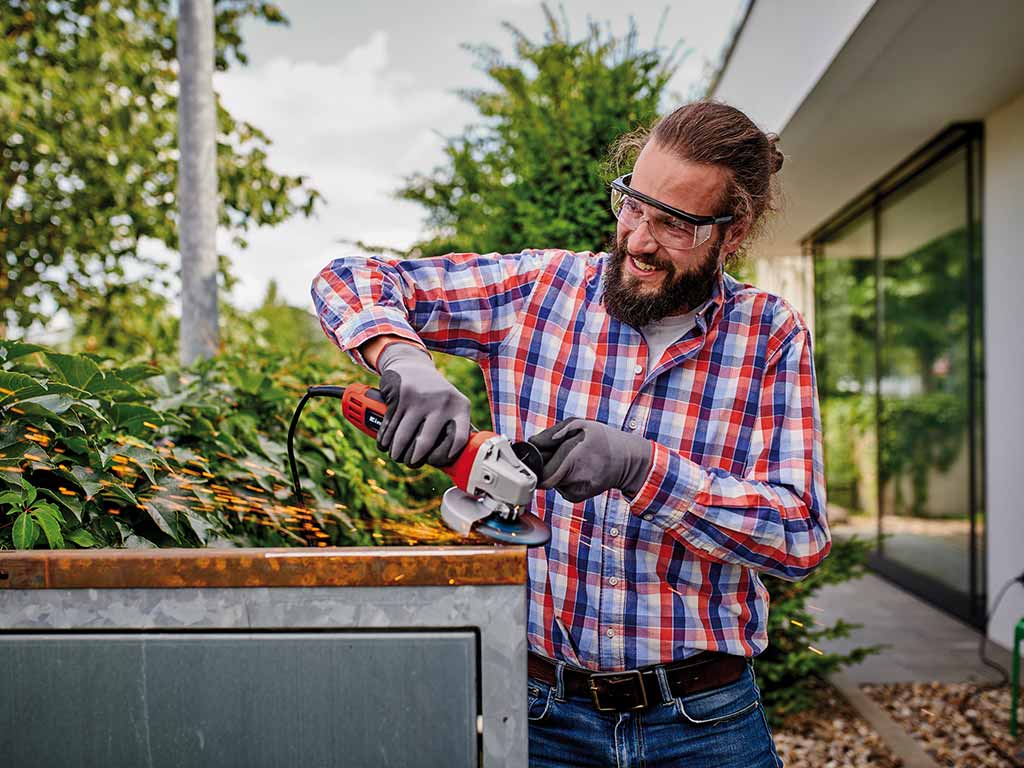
[772,683,902,768]
[863,681,1024,767]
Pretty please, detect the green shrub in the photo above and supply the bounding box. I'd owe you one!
[0,340,461,550]
[756,536,881,721]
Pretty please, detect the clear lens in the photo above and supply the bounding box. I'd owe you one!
[610,188,712,250]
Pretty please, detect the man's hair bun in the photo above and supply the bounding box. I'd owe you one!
[768,135,784,174]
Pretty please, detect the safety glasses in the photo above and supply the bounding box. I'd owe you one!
[609,174,733,250]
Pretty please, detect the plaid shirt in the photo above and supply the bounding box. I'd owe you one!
[312,249,831,670]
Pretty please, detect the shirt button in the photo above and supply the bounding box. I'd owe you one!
[633,364,643,375]
[608,577,619,586]
[609,528,620,537]
[643,513,654,521]
[606,629,615,638]
[628,419,638,430]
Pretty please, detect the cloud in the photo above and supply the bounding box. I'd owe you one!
[212,31,475,311]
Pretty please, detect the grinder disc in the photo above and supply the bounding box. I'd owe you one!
[475,511,551,547]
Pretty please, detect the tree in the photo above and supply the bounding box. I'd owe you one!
[398,9,679,256]
[0,0,322,336]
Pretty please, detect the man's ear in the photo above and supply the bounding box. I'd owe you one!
[719,220,749,262]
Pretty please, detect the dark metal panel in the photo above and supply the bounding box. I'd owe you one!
[0,632,478,768]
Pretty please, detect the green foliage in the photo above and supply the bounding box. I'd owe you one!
[820,395,874,512]
[2,477,66,548]
[815,225,975,517]
[880,392,965,516]
[399,8,678,256]
[756,536,882,721]
[69,278,180,364]
[1,0,322,334]
[0,338,466,551]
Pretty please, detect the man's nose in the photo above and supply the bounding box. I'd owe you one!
[626,217,659,254]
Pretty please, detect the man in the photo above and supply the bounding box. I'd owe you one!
[311,100,830,767]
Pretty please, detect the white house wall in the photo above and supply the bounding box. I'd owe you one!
[983,88,1024,650]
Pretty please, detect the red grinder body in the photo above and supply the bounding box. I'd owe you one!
[341,382,493,491]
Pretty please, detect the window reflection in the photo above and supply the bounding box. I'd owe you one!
[877,149,972,596]
[813,135,984,619]
[815,213,878,539]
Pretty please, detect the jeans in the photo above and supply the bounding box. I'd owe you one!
[527,661,783,767]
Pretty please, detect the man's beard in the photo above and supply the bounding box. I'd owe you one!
[602,234,722,328]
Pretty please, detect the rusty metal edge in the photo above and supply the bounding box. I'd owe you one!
[0,547,527,589]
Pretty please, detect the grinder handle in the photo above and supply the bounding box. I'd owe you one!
[340,383,493,490]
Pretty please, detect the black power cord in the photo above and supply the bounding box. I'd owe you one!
[957,568,1024,766]
[286,385,348,509]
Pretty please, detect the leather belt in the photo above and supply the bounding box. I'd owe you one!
[528,651,748,712]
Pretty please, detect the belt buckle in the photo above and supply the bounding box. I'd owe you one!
[588,669,648,712]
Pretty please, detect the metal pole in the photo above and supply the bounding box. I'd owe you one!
[178,0,219,366]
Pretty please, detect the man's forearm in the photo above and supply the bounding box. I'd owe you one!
[361,334,419,371]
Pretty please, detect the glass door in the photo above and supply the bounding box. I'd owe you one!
[811,126,985,625]
[875,146,979,617]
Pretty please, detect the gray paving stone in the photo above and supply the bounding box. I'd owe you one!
[810,572,1012,685]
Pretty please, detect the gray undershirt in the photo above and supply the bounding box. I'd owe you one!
[640,308,700,372]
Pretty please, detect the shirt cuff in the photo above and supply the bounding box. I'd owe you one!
[326,305,429,373]
[625,441,707,527]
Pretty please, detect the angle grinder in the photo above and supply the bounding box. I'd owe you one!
[286,383,551,547]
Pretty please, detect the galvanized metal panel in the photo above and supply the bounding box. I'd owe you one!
[0,584,526,766]
[0,632,477,768]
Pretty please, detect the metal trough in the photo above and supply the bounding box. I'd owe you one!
[0,546,528,767]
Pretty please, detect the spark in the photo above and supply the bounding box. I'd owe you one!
[143,421,159,430]
[807,645,824,656]
[806,604,825,613]
[790,619,804,628]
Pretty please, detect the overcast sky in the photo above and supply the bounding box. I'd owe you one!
[209,0,747,311]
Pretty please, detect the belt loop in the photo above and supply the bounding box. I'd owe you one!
[654,665,674,705]
[554,660,567,701]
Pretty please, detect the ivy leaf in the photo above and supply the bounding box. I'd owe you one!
[12,512,39,550]
[0,371,49,406]
[67,528,101,548]
[142,500,182,543]
[110,403,164,432]
[99,483,141,508]
[0,491,23,507]
[0,341,47,363]
[16,393,76,416]
[21,478,37,507]
[68,466,104,501]
[31,504,65,549]
[115,364,164,384]
[38,487,84,524]
[86,372,143,400]
[44,353,105,392]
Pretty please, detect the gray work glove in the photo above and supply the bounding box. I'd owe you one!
[527,417,653,503]
[375,342,472,468]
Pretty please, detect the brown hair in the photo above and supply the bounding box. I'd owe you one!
[610,100,783,253]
